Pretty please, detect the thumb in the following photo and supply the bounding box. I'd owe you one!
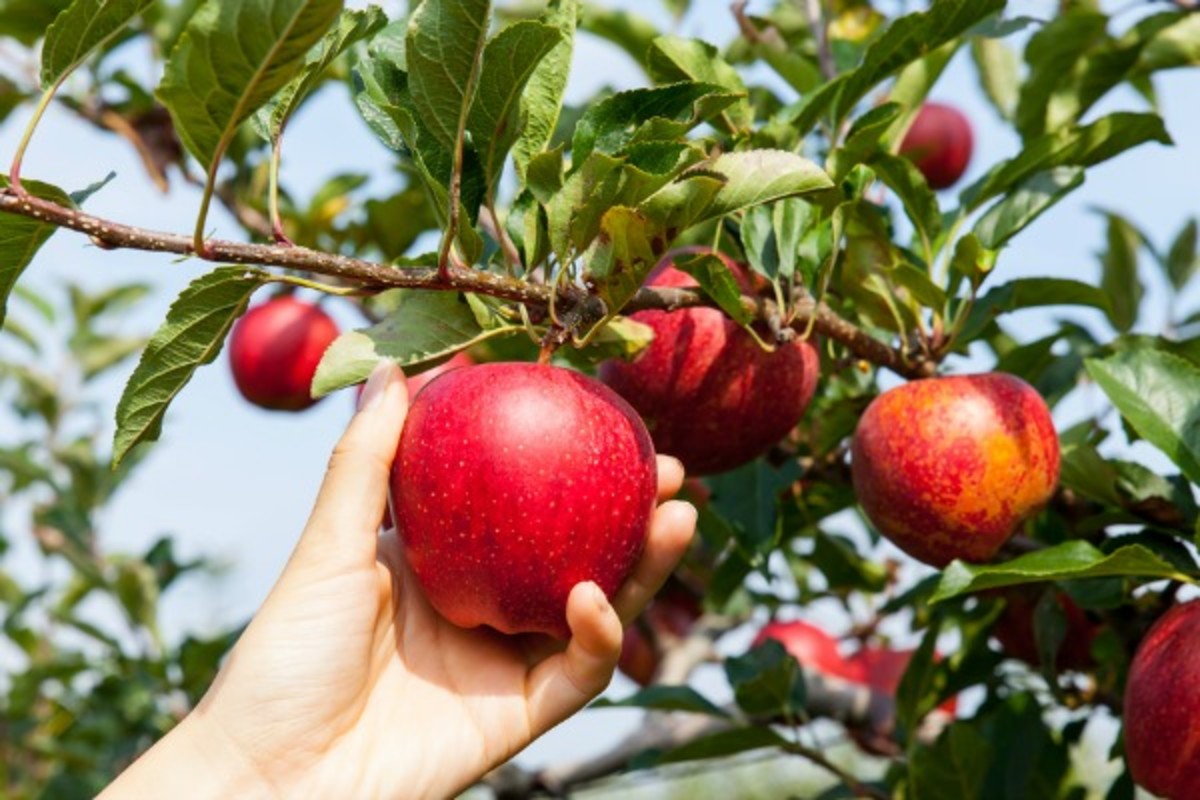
[295,361,408,570]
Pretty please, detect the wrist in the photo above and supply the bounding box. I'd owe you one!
[100,713,277,800]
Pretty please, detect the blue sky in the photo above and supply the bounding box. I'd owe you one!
[2,0,1198,776]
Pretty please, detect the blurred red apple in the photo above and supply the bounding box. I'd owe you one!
[600,249,820,476]
[899,102,973,190]
[846,646,957,715]
[228,295,339,411]
[851,373,1060,567]
[754,620,857,680]
[1124,599,1200,799]
[619,581,702,685]
[992,590,1098,671]
[391,363,658,638]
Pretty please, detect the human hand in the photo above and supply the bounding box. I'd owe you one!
[102,362,697,799]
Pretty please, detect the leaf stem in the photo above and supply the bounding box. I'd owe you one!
[9,84,61,191]
[268,132,292,246]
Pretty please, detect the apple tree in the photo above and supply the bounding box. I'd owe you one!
[2,0,1200,797]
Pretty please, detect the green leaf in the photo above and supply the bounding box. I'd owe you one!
[0,176,92,327]
[973,167,1085,250]
[810,530,888,592]
[571,82,739,164]
[970,35,1019,121]
[673,252,751,325]
[724,639,806,717]
[1097,210,1144,333]
[646,35,751,131]
[869,151,941,250]
[157,0,343,168]
[1013,11,1107,141]
[405,0,490,150]
[709,460,798,561]
[1138,12,1200,73]
[930,541,1192,604]
[312,290,499,396]
[512,0,577,179]
[40,0,153,89]
[0,0,71,46]
[584,206,658,315]
[577,2,659,67]
[113,267,272,466]
[687,150,833,227]
[909,723,993,799]
[1085,348,1200,486]
[1165,218,1197,292]
[959,277,1114,343]
[468,21,563,189]
[251,6,387,142]
[592,685,729,717]
[790,0,1005,135]
[960,112,1172,213]
[652,727,788,766]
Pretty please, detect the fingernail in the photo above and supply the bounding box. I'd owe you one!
[591,583,607,610]
[357,362,394,412]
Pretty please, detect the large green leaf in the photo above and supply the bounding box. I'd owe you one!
[960,112,1172,213]
[1086,348,1200,486]
[1097,210,1144,333]
[1013,11,1107,140]
[870,151,941,250]
[790,0,1005,135]
[405,0,490,150]
[311,290,504,396]
[0,0,71,46]
[674,252,751,325]
[40,0,153,88]
[724,639,806,718]
[958,277,1113,343]
[972,167,1085,250]
[584,206,658,315]
[931,541,1192,604]
[113,268,272,466]
[157,0,343,168]
[577,3,659,68]
[683,150,833,227]
[591,685,728,717]
[511,0,577,179]
[970,35,1019,121]
[251,6,386,142]
[646,35,751,131]
[468,20,563,188]
[1138,12,1200,73]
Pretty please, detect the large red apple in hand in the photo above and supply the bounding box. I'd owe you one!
[600,249,820,475]
[228,295,339,411]
[898,102,973,190]
[619,581,702,685]
[391,362,658,638]
[1124,600,1200,799]
[753,620,857,680]
[851,373,1060,567]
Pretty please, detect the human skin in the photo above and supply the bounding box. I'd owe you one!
[600,252,820,476]
[228,295,339,411]
[1124,599,1200,799]
[851,373,1060,567]
[898,102,974,190]
[100,363,697,800]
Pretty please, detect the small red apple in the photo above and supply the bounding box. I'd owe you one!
[898,102,973,190]
[619,581,702,685]
[753,620,857,680]
[391,362,658,638]
[1124,599,1200,799]
[992,589,1098,671]
[600,249,820,476]
[851,373,1060,567]
[845,646,957,715]
[228,295,339,411]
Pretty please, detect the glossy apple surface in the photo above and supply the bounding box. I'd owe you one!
[899,102,974,190]
[619,581,702,685]
[391,362,658,638]
[992,590,1098,670]
[1124,600,1200,799]
[851,373,1060,567]
[600,250,820,476]
[228,296,339,411]
[754,620,856,680]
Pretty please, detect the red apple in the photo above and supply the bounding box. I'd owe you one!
[391,362,658,638]
[846,647,957,715]
[898,102,973,190]
[599,249,820,476]
[754,620,857,680]
[851,373,1060,567]
[228,296,339,411]
[992,589,1098,671]
[1124,599,1200,799]
[619,581,702,685]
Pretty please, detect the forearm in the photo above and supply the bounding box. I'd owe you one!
[99,715,277,800]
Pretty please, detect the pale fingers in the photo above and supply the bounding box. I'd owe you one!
[613,500,697,625]
[524,582,623,736]
[656,455,685,501]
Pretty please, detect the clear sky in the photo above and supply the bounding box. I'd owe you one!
[2,0,1198,779]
